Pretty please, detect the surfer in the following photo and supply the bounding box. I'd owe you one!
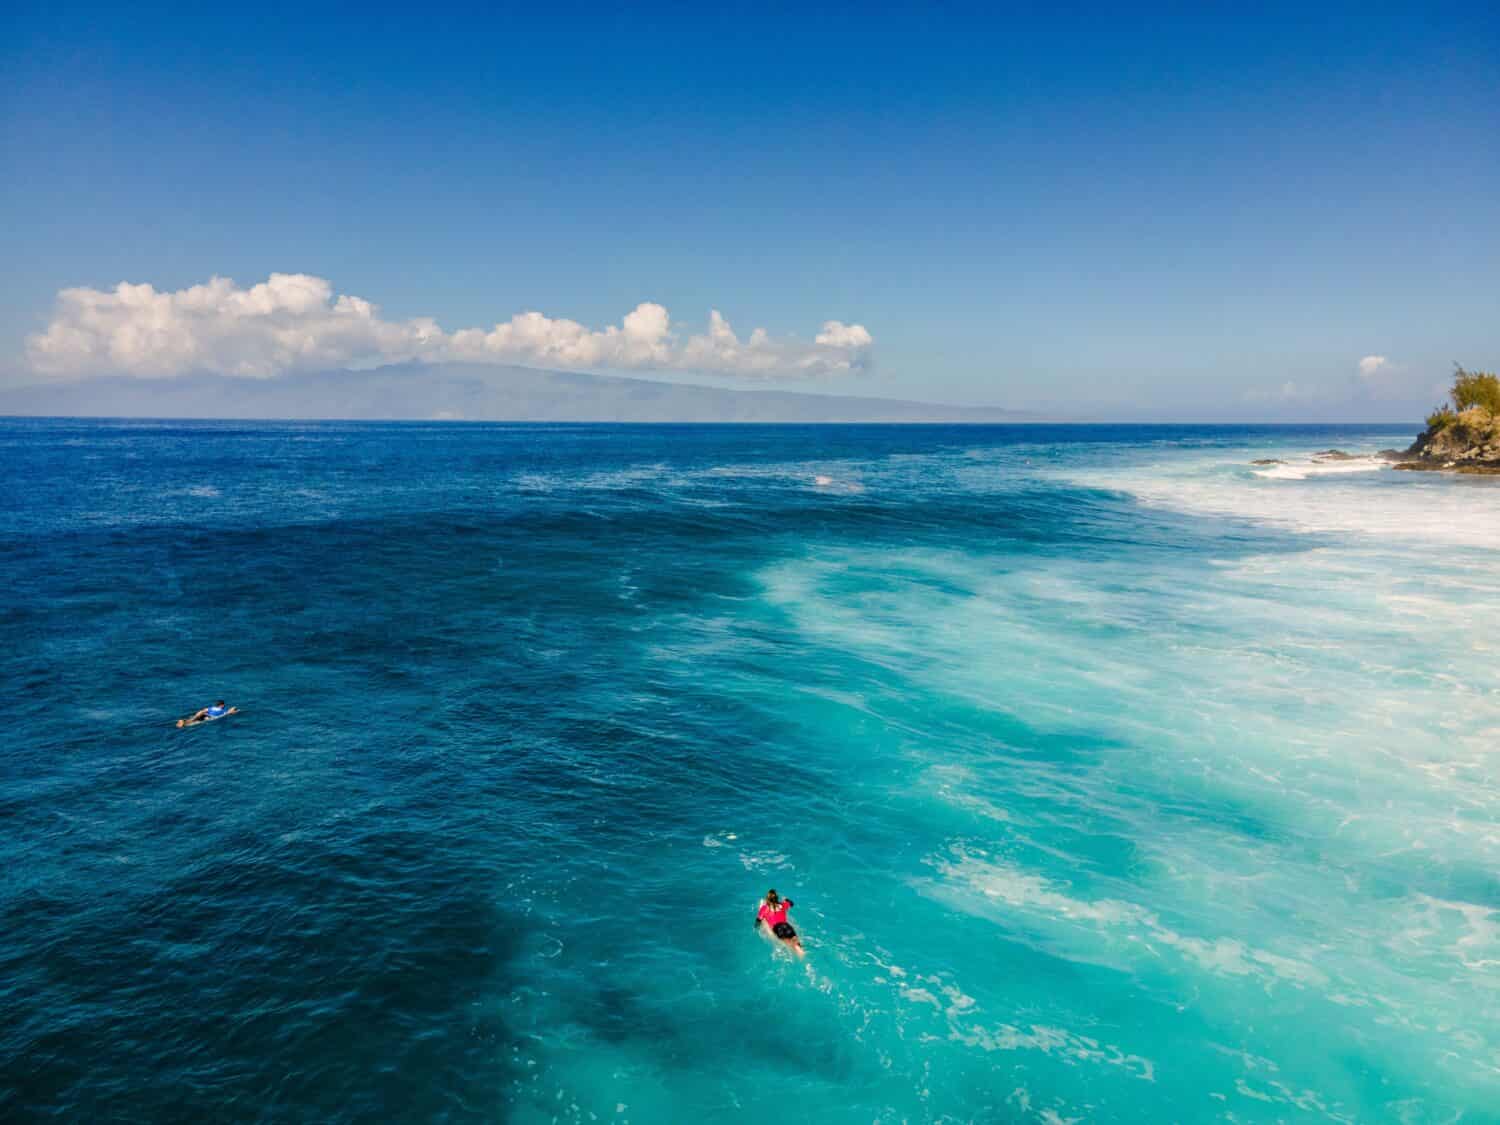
[755,889,805,958]
[177,700,237,728]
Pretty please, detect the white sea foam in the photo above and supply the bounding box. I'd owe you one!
[947,1012,1155,1083]
[758,520,1500,1111]
[1049,442,1500,550]
[928,848,1329,989]
[738,850,789,872]
[1251,455,1388,479]
[855,951,1157,1086]
[810,473,864,493]
[1248,453,1386,483]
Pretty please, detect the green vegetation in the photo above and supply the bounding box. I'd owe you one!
[1410,364,1500,466]
[1427,365,1499,431]
[1426,405,1456,430]
[1450,365,1500,413]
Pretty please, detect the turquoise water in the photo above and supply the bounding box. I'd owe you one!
[2,420,1497,1123]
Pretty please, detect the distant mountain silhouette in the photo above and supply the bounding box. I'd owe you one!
[0,363,1032,423]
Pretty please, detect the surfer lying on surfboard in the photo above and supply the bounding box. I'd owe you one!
[754,889,805,958]
[177,700,238,728]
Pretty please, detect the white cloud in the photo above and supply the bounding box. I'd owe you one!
[814,321,874,349]
[1241,380,1316,405]
[1357,355,1388,377]
[27,273,874,380]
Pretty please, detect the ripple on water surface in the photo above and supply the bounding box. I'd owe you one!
[1,420,1496,1123]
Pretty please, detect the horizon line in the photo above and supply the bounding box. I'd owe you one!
[0,413,1423,428]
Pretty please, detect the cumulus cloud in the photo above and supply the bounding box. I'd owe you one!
[27,273,873,380]
[1357,355,1389,376]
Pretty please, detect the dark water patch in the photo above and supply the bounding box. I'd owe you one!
[3,828,523,1123]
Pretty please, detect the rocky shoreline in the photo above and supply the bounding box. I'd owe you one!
[1392,412,1500,475]
[1254,368,1498,478]
[1389,367,1500,475]
[1247,444,1500,478]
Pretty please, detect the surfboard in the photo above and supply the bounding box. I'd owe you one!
[176,709,238,728]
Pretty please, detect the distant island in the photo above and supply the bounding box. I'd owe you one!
[0,362,1037,424]
[1395,366,1500,474]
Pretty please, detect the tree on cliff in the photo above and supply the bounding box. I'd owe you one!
[1426,365,1500,430]
[1408,365,1500,469]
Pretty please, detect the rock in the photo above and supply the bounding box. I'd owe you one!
[1250,459,1284,466]
[1402,406,1500,473]
[1313,449,1357,461]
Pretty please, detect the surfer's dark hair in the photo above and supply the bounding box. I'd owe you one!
[766,889,779,901]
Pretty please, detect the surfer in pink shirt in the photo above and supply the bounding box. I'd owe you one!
[754,889,805,957]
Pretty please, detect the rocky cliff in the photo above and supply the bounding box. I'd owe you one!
[1397,407,1500,474]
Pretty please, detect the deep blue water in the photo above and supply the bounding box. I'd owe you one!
[2,419,1497,1123]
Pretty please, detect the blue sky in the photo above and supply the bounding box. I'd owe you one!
[2,1,1496,419]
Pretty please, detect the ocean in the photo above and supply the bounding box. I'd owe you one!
[2,419,1496,1123]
